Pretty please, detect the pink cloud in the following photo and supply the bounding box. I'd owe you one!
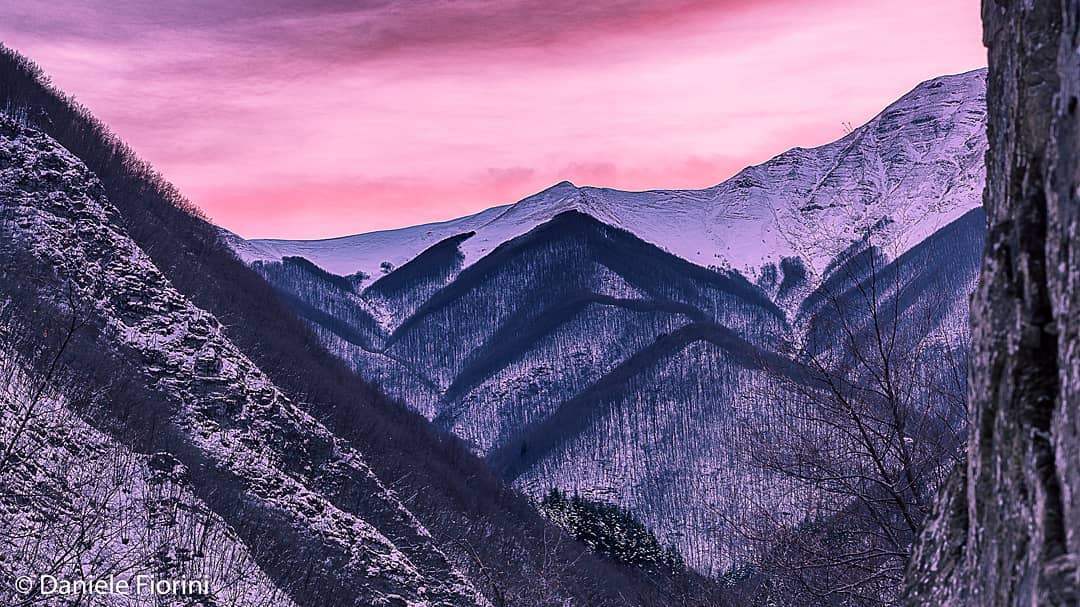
[0,0,985,239]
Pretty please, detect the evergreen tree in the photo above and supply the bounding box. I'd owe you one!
[539,489,683,571]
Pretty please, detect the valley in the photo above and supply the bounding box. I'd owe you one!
[231,69,987,575]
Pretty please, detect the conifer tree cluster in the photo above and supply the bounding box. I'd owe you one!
[540,489,683,571]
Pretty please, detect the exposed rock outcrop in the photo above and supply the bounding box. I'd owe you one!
[906,1,1080,604]
[0,113,486,606]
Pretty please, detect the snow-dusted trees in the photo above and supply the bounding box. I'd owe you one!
[0,266,294,607]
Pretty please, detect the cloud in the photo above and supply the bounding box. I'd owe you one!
[0,0,986,239]
[1,0,783,84]
[482,166,536,189]
[3,1,763,50]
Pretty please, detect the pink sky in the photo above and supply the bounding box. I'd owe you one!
[0,0,984,239]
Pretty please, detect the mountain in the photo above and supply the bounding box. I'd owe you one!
[0,45,718,606]
[229,69,988,574]
[233,68,986,289]
[0,114,483,606]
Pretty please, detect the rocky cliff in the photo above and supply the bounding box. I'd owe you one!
[0,113,486,606]
[906,1,1080,604]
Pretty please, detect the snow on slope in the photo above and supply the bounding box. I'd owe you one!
[233,68,986,284]
[0,343,302,607]
[228,204,510,278]
[0,114,487,606]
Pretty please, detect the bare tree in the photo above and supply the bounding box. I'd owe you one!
[729,236,968,606]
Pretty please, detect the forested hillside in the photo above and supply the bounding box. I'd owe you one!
[235,70,988,592]
[0,45,718,606]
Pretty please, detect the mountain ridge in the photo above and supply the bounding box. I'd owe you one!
[0,37,987,596]
[0,113,486,606]
[232,67,987,292]
[235,69,988,574]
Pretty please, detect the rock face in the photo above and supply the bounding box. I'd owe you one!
[0,114,486,606]
[906,1,1080,604]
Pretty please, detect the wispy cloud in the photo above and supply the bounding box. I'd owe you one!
[0,0,985,238]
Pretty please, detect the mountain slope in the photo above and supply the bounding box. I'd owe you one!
[236,69,989,575]
[0,114,485,606]
[0,44,717,606]
[0,343,302,607]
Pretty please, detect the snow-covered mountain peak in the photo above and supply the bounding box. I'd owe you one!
[221,71,989,577]
[714,68,987,272]
[488,180,587,222]
[478,180,590,233]
[231,69,987,291]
